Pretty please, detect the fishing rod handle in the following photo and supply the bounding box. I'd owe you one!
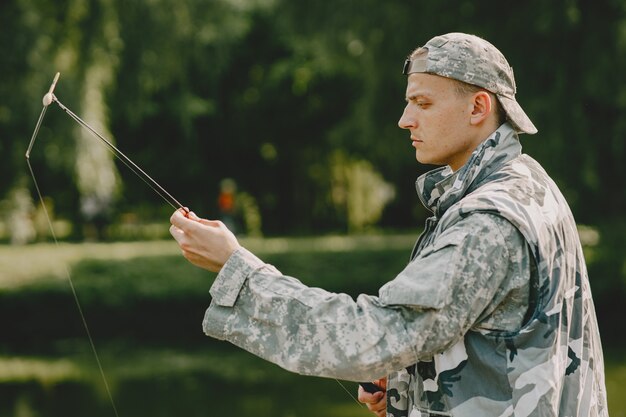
[360,382,384,394]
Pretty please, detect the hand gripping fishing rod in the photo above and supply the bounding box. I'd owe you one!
[27,73,380,412]
[27,72,189,215]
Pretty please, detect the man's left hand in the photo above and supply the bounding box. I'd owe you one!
[358,378,387,417]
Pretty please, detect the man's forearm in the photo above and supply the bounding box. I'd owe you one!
[203,247,422,381]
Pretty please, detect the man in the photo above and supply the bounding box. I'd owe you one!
[170,32,608,416]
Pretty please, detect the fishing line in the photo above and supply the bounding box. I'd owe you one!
[29,73,187,213]
[25,73,120,417]
[335,379,367,409]
[51,96,187,212]
[28,73,369,413]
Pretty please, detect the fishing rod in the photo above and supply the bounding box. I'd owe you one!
[26,73,377,413]
[26,72,121,417]
[26,73,193,417]
[27,72,189,215]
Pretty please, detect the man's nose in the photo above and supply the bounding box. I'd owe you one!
[398,105,415,129]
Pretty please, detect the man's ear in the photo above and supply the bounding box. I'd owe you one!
[469,91,493,126]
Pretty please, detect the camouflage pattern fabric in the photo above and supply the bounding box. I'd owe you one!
[404,32,538,135]
[203,123,607,416]
[389,123,607,416]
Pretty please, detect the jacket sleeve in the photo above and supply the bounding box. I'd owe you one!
[203,213,529,382]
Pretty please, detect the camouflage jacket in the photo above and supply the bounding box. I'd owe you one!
[203,123,608,416]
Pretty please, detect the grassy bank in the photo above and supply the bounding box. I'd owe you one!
[0,236,413,345]
[1,236,414,417]
[1,236,623,415]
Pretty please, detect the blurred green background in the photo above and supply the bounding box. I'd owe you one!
[1,0,625,415]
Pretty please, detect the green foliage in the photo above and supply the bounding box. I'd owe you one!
[585,221,626,345]
[2,2,625,353]
[2,0,626,238]
[0,236,414,346]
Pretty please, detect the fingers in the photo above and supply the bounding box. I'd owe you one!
[170,208,191,229]
[198,218,222,227]
[170,209,210,233]
[374,377,387,391]
[169,209,240,272]
[358,386,385,413]
[357,386,385,403]
[171,208,218,226]
[169,224,183,241]
[358,378,387,416]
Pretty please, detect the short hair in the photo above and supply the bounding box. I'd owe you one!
[410,47,508,126]
[452,80,508,126]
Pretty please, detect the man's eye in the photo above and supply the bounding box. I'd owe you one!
[417,102,430,108]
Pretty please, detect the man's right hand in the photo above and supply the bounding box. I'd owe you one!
[357,378,387,417]
[169,208,241,273]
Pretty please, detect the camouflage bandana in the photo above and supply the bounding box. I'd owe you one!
[403,32,538,135]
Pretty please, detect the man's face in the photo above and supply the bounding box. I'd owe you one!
[398,73,479,171]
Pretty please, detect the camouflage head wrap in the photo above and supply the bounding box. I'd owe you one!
[403,32,538,135]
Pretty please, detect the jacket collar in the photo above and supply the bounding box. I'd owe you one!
[416,123,522,217]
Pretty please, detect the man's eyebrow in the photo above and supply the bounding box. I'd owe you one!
[405,93,430,102]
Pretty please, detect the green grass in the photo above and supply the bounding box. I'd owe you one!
[0,235,414,314]
[0,236,624,416]
[0,236,415,417]
[0,234,415,289]
[605,352,626,417]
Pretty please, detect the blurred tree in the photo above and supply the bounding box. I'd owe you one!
[1,0,626,240]
[72,0,123,240]
[0,0,124,241]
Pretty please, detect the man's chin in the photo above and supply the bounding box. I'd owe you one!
[415,154,434,165]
